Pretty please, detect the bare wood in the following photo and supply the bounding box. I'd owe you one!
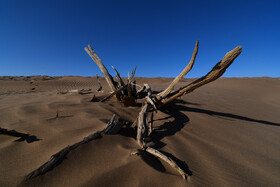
[26,114,123,180]
[85,45,116,92]
[146,96,157,113]
[111,66,125,88]
[26,131,102,180]
[148,112,154,136]
[146,147,187,179]
[136,103,150,148]
[144,83,152,97]
[157,40,199,100]
[104,114,125,134]
[100,85,127,102]
[136,84,146,97]
[128,66,137,84]
[158,46,242,106]
[96,74,103,91]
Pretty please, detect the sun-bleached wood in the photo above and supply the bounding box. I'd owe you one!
[26,131,102,180]
[85,45,116,92]
[157,40,199,100]
[156,46,242,107]
[146,147,187,179]
[136,103,150,148]
[96,74,103,91]
[100,85,127,102]
[112,66,125,88]
[26,114,123,180]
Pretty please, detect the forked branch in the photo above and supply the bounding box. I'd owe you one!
[157,40,199,100]
[156,45,242,107]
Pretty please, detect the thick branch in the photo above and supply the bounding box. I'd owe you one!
[136,103,150,148]
[158,46,242,106]
[146,147,188,179]
[157,40,199,100]
[85,45,116,92]
[26,114,124,180]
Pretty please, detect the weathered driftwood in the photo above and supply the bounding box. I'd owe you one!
[57,89,92,95]
[83,41,242,180]
[25,114,124,180]
[26,132,102,180]
[136,84,146,97]
[148,112,154,136]
[85,45,116,92]
[135,101,189,179]
[136,103,150,148]
[128,66,137,84]
[146,147,188,179]
[100,85,127,102]
[155,45,242,107]
[96,74,103,92]
[104,114,125,134]
[85,45,139,106]
[112,66,125,88]
[157,40,199,100]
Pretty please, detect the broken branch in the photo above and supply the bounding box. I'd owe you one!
[85,45,116,92]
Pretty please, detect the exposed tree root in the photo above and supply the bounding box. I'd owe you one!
[145,147,188,179]
[25,114,124,181]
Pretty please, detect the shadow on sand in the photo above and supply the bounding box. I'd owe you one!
[139,99,279,177]
[0,127,40,143]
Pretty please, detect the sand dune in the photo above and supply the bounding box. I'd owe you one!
[0,76,279,186]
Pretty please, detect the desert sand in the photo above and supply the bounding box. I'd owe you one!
[0,76,279,186]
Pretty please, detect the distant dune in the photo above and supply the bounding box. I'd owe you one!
[0,76,279,186]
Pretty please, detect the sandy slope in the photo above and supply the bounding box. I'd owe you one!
[0,76,279,186]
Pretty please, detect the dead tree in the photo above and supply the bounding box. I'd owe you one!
[22,40,241,182]
[85,40,242,179]
[85,45,137,106]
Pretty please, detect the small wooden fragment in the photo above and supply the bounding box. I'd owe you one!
[96,74,103,91]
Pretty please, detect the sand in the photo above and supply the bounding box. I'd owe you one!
[0,76,279,186]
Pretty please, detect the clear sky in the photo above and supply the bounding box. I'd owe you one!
[0,0,279,78]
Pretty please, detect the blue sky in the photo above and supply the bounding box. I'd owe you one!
[0,0,279,77]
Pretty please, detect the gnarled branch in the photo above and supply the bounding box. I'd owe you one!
[157,40,199,100]
[85,44,116,92]
[26,114,124,180]
[156,45,242,107]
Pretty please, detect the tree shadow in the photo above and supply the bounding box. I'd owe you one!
[178,101,280,126]
[139,98,280,177]
[139,149,166,172]
[0,127,40,143]
[150,101,191,149]
[150,99,279,150]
